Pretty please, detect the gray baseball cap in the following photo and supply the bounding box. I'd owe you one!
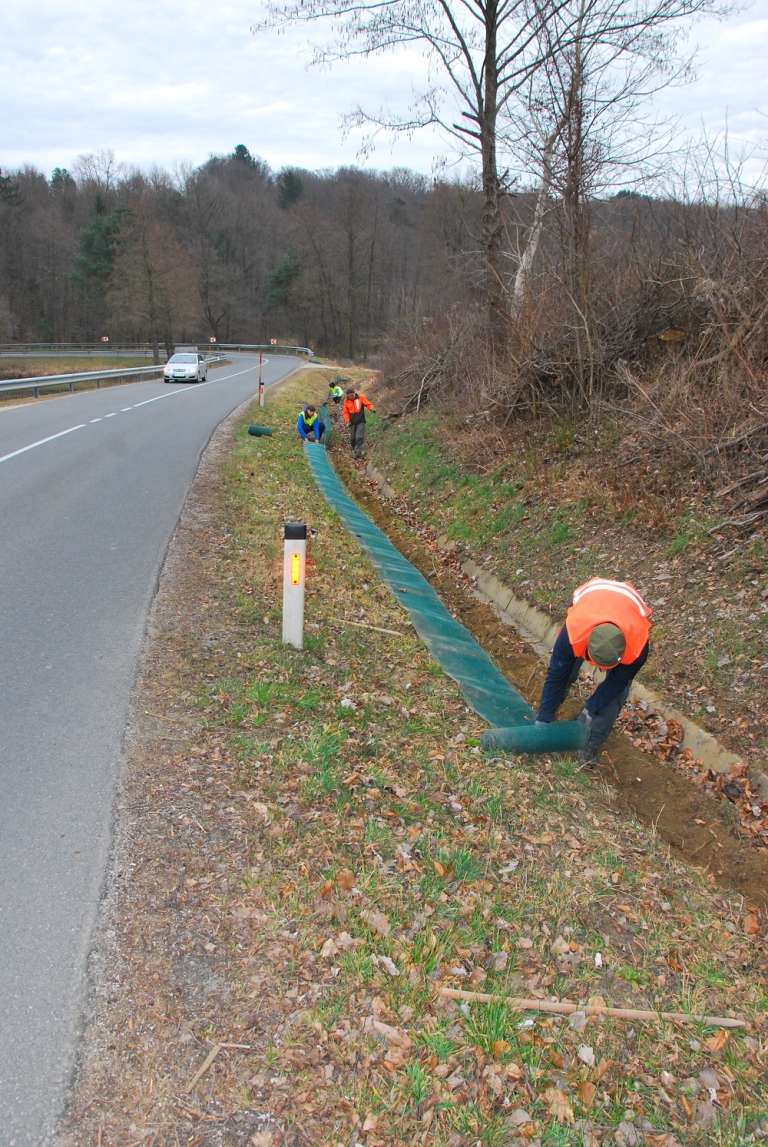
[587,623,625,667]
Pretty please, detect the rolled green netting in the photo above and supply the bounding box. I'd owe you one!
[319,402,332,445]
[304,446,586,756]
[480,722,586,754]
[248,424,273,437]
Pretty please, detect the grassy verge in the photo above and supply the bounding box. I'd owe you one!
[0,355,150,377]
[65,371,767,1146]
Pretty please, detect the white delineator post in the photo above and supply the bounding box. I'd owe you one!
[282,521,307,649]
[258,352,265,408]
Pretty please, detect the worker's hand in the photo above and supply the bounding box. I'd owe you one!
[577,707,593,727]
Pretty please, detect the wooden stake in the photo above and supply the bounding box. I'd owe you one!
[186,1043,222,1091]
[329,617,406,637]
[438,987,747,1029]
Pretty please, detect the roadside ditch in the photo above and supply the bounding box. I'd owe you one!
[332,449,768,912]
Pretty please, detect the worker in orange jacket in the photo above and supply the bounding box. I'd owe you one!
[341,388,375,459]
[536,577,652,765]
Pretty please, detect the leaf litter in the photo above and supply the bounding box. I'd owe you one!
[61,371,767,1146]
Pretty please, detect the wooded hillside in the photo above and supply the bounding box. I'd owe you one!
[1,143,766,504]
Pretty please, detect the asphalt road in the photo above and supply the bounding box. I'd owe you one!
[0,355,301,1143]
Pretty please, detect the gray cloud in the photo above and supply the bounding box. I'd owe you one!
[2,0,766,184]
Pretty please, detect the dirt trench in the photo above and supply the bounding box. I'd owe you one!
[333,450,768,913]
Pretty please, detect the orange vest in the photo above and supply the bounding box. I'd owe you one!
[565,578,651,665]
[342,393,372,424]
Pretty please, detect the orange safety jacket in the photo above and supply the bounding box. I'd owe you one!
[565,577,651,666]
[341,392,374,425]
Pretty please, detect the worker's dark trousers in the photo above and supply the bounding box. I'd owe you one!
[586,686,631,756]
[350,421,366,457]
[566,660,630,757]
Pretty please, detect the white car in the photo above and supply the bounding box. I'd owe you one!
[163,352,208,383]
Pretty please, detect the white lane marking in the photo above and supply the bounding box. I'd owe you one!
[89,418,102,423]
[132,363,257,408]
[120,406,133,412]
[0,423,87,466]
[104,412,117,418]
[132,386,196,408]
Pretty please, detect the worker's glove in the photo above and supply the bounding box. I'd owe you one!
[577,707,594,727]
[534,719,548,726]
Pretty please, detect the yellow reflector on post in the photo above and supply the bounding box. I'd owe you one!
[291,551,302,586]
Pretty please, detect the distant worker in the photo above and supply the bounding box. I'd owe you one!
[535,577,652,766]
[328,380,344,405]
[296,404,326,444]
[341,387,375,459]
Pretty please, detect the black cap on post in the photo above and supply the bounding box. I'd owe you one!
[284,521,307,540]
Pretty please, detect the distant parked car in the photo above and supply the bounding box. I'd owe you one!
[163,352,208,383]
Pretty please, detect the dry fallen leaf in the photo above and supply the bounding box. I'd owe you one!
[362,1017,412,1048]
[372,953,400,976]
[704,1029,730,1052]
[336,869,355,891]
[250,1133,277,1147]
[743,913,761,935]
[544,1086,574,1123]
[361,909,391,937]
[578,1080,597,1108]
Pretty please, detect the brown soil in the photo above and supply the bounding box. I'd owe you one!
[333,450,768,912]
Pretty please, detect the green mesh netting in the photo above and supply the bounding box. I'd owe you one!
[304,445,585,755]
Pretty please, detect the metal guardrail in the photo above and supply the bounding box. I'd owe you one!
[0,355,226,398]
[0,342,314,356]
[215,344,314,356]
[0,365,164,398]
[0,343,158,356]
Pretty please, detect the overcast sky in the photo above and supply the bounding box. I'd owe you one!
[2,0,766,186]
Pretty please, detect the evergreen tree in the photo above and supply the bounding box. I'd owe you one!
[277,169,304,209]
[73,208,125,335]
[0,169,21,205]
[233,144,256,167]
[267,252,301,309]
[50,168,76,193]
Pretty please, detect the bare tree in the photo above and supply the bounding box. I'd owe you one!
[254,0,573,346]
[255,0,719,352]
[502,0,723,402]
[108,197,197,360]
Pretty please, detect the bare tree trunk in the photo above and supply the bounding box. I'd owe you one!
[347,227,356,359]
[560,17,594,406]
[481,0,505,350]
[513,131,556,307]
[364,197,379,358]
